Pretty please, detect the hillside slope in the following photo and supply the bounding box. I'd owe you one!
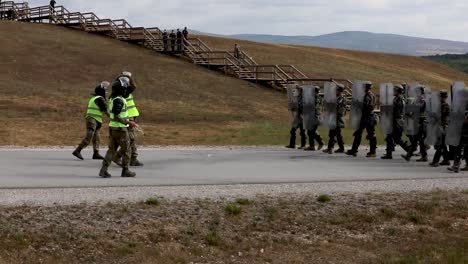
[228,31,468,56]
[199,35,468,89]
[0,21,286,146]
[424,53,468,74]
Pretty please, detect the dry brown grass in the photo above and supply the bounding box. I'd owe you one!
[0,190,466,263]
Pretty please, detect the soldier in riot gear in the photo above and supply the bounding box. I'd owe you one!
[323,84,346,154]
[429,91,451,167]
[346,81,377,157]
[381,85,410,159]
[446,83,468,172]
[402,86,428,162]
[286,86,306,149]
[99,77,137,178]
[304,86,324,151]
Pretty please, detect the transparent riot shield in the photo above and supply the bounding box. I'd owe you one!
[323,82,337,130]
[350,81,367,130]
[287,84,300,128]
[404,83,423,136]
[446,82,467,146]
[301,85,317,130]
[379,83,394,135]
[425,90,441,146]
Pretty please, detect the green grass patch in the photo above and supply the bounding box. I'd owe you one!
[144,197,161,206]
[225,203,242,215]
[317,194,332,203]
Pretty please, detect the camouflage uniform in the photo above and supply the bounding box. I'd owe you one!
[306,95,324,150]
[289,94,306,148]
[404,96,428,160]
[383,94,410,158]
[77,117,102,153]
[326,95,346,152]
[431,100,451,165]
[349,90,377,155]
[450,103,468,171]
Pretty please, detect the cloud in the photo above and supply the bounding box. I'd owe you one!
[30,0,468,41]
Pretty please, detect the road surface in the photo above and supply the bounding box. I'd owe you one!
[0,148,465,189]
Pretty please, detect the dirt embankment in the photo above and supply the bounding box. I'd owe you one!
[0,190,466,263]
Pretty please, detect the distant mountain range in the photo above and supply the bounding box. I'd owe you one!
[191,30,468,57]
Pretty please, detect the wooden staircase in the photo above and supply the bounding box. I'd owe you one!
[0,1,354,94]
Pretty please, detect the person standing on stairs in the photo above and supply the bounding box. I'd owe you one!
[234,44,241,59]
[49,0,56,12]
[176,29,183,53]
[73,81,110,161]
[169,30,176,53]
[182,27,189,46]
[162,30,168,52]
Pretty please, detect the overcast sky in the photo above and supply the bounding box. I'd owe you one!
[32,0,468,42]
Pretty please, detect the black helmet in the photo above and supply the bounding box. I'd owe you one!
[394,85,404,93]
[364,81,373,90]
[440,90,449,98]
[336,84,345,92]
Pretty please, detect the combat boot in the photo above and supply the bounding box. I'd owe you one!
[401,154,412,162]
[121,169,136,178]
[461,166,468,172]
[447,165,460,173]
[323,149,333,154]
[297,146,305,150]
[334,148,345,154]
[429,162,440,167]
[366,152,376,158]
[346,150,358,157]
[130,159,144,167]
[416,156,428,162]
[304,146,316,151]
[285,145,295,149]
[317,143,324,151]
[72,148,84,160]
[440,160,451,166]
[99,166,111,178]
[381,154,393,160]
[92,151,104,160]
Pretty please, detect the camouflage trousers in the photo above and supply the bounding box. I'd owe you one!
[102,128,131,170]
[115,124,139,161]
[77,117,102,152]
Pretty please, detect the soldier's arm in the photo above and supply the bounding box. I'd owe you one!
[95,97,110,118]
[112,98,130,125]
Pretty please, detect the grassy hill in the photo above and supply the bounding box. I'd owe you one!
[424,53,468,74]
[1,21,468,146]
[198,35,468,89]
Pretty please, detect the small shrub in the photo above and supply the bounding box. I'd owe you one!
[205,230,221,246]
[225,203,242,215]
[407,211,423,224]
[265,207,278,221]
[145,197,161,206]
[317,194,331,203]
[235,198,252,205]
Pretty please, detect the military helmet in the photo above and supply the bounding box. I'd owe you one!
[336,83,345,92]
[440,90,449,98]
[394,85,404,93]
[121,71,132,78]
[364,81,373,90]
[314,85,320,92]
[100,81,110,90]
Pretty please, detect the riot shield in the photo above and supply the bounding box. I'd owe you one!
[323,82,337,130]
[287,84,300,128]
[379,83,394,135]
[446,82,467,146]
[425,90,441,146]
[301,85,318,130]
[404,83,423,136]
[350,81,367,130]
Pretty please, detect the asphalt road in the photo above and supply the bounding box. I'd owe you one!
[0,148,465,189]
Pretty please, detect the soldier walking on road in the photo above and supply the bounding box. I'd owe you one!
[381,85,410,159]
[304,86,324,151]
[99,77,137,178]
[72,82,110,160]
[346,81,378,157]
[286,86,306,149]
[446,83,468,173]
[113,71,144,167]
[429,91,452,167]
[448,104,468,173]
[402,86,428,162]
[323,84,347,154]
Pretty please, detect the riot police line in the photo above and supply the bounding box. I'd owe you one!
[286,81,468,173]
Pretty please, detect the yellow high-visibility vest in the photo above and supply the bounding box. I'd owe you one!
[126,93,140,118]
[109,96,129,128]
[86,95,104,123]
